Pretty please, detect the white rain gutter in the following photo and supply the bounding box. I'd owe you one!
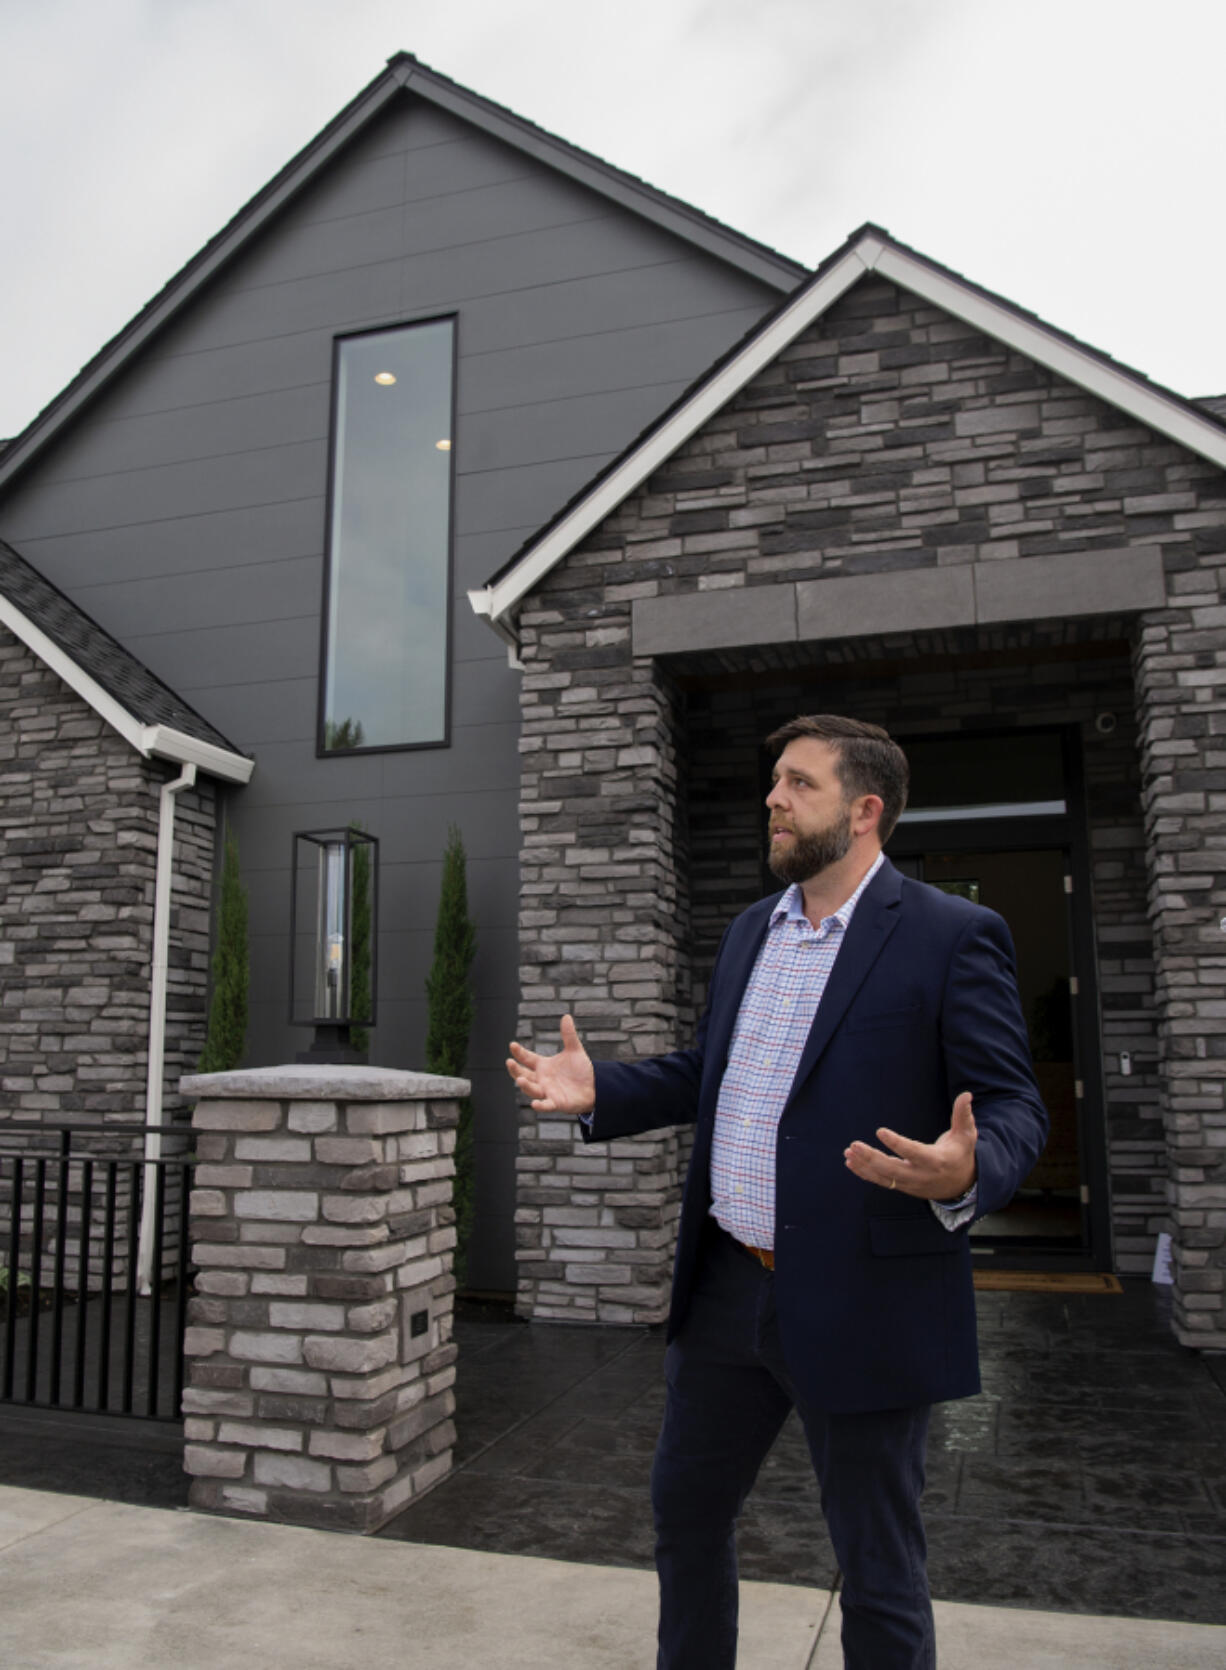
[137,760,197,1293]
[0,591,253,1288]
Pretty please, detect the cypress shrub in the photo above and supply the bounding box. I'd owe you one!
[198,833,249,1073]
[425,826,476,1285]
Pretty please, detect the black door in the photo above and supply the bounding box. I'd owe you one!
[885,729,1110,1268]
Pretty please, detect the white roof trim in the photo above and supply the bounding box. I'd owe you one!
[870,243,1226,471]
[141,725,254,784]
[470,229,1226,641]
[468,244,874,630]
[0,592,251,780]
[0,593,147,751]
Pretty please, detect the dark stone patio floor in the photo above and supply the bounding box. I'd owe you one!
[378,1280,1226,1626]
[2,1279,1223,1624]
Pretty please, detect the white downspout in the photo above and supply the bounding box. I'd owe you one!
[137,761,197,1294]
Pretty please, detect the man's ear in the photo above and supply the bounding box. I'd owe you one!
[853,794,884,837]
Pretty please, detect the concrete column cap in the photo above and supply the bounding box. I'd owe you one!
[181,1063,470,1102]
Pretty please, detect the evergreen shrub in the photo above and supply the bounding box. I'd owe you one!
[198,833,249,1073]
[425,826,476,1285]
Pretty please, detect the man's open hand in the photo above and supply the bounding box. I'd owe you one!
[843,1091,977,1201]
[506,1015,596,1116]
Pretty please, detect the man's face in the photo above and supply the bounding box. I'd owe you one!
[765,738,855,884]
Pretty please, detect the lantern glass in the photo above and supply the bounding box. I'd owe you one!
[289,828,378,1031]
[315,840,348,1017]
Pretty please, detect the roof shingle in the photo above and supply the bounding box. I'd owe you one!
[0,538,247,758]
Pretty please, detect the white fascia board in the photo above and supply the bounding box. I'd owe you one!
[476,245,873,633]
[0,81,399,493]
[0,593,148,751]
[0,592,253,779]
[873,245,1226,472]
[141,725,254,783]
[465,587,524,666]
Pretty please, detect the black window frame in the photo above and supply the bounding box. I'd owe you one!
[315,310,459,759]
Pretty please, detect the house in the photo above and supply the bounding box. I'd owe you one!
[1,61,1222,1349]
[473,227,1226,1348]
[0,54,803,1294]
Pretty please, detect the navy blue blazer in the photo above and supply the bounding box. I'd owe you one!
[587,858,1048,1413]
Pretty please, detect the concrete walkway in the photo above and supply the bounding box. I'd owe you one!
[2,1485,1223,1669]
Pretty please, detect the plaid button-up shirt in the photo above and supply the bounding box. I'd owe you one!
[709,854,885,1249]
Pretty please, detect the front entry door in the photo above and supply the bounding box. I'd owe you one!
[885,730,1109,1268]
[889,844,1090,1256]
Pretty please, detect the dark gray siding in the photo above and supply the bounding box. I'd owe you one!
[0,94,785,1289]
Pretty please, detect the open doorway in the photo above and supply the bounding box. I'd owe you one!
[891,846,1082,1246]
[885,728,1109,1267]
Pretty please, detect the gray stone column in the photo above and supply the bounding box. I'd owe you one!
[514,622,690,1325]
[1135,603,1226,1349]
[180,1064,466,1531]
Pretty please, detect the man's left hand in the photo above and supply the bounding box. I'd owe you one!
[843,1091,977,1201]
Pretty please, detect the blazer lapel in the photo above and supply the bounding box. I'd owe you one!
[785,860,903,1103]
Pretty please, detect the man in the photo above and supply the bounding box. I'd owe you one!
[507,715,1047,1670]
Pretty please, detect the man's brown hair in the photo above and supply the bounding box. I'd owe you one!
[765,715,910,843]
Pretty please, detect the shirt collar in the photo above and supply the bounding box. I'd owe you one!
[770,850,886,933]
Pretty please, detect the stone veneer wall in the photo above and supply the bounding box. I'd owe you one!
[181,1065,463,1532]
[516,655,689,1323]
[1134,599,1226,1344]
[513,273,1226,1339]
[0,626,218,1130]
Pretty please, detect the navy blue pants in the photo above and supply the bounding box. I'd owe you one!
[652,1226,935,1669]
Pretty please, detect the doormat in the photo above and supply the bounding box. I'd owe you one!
[973,1270,1122,1293]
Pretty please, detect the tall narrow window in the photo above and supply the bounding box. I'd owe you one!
[321,318,455,752]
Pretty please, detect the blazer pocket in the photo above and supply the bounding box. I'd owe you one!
[843,1003,922,1036]
[869,1214,963,1257]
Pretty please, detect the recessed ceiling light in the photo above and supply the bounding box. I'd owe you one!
[374,371,397,386]
[436,438,452,451]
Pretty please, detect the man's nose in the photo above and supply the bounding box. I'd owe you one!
[766,782,786,808]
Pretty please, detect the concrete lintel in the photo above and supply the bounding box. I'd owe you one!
[632,585,797,656]
[632,547,1168,662]
[796,566,975,642]
[181,1064,470,1103]
[973,546,1167,624]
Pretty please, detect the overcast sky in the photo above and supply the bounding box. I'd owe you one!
[3,0,1225,440]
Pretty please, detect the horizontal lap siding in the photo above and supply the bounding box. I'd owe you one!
[0,94,784,1289]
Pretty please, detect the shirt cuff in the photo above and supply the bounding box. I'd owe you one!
[929,1184,977,1231]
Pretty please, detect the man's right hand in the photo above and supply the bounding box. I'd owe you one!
[506,1015,596,1115]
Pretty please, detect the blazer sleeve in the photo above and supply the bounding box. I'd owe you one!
[939,908,1050,1219]
[584,922,735,1143]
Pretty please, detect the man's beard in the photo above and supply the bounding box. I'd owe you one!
[767,807,854,884]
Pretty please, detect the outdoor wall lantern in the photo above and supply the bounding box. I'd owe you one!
[289,827,378,1062]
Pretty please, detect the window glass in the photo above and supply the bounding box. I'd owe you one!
[322,319,454,751]
[899,732,1065,821]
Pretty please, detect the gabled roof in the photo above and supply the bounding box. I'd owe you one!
[0,539,252,781]
[469,224,1226,650]
[0,55,805,496]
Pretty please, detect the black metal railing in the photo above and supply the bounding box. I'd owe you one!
[0,1124,193,1423]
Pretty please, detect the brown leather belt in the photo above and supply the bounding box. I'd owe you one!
[712,1221,776,1271]
[742,1241,775,1271]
